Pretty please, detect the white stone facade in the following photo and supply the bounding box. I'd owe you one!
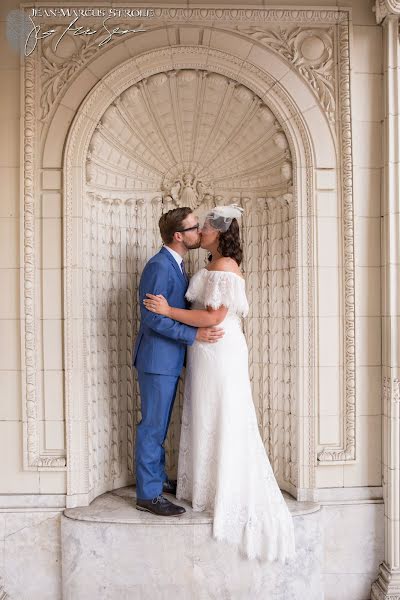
[0,0,398,598]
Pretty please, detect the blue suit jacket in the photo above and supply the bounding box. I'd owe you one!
[133,246,197,376]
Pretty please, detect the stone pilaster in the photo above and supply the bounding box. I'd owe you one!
[372,4,400,600]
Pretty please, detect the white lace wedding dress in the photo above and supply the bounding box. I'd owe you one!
[176,268,296,563]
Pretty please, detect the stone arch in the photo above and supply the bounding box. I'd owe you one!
[59,39,338,508]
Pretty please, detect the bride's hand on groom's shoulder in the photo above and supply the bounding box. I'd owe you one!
[143,293,171,317]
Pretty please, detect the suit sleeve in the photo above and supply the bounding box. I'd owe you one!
[139,262,197,346]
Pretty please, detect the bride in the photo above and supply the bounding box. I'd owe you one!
[143,204,296,563]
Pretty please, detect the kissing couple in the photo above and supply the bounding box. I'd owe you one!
[133,204,296,562]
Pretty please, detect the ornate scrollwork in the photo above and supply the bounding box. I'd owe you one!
[39,23,154,121]
[237,26,335,121]
[383,376,400,405]
[375,0,400,22]
[40,38,99,121]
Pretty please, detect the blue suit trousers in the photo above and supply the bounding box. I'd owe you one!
[135,370,180,500]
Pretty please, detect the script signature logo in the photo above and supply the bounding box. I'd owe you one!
[25,15,146,56]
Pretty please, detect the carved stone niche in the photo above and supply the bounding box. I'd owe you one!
[21,9,354,506]
[82,70,297,502]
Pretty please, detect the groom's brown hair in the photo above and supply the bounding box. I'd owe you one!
[159,207,192,244]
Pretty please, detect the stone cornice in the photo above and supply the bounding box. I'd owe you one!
[21,4,350,23]
[375,0,400,23]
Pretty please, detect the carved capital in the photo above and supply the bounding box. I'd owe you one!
[375,0,400,23]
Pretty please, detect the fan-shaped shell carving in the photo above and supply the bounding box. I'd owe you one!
[86,69,292,197]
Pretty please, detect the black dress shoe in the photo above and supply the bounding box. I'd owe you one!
[136,495,186,516]
[162,479,177,495]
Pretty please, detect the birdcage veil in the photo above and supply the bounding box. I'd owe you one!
[199,204,244,232]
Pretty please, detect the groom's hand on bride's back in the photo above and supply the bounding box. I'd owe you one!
[196,327,224,343]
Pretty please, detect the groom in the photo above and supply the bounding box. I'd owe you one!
[133,207,224,516]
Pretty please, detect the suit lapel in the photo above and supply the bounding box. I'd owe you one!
[160,246,187,285]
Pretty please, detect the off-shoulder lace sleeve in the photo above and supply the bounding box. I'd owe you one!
[186,269,249,317]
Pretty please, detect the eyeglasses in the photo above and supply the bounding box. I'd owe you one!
[176,224,200,233]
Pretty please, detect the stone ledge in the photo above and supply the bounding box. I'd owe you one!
[63,485,321,524]
[0,494,66,510]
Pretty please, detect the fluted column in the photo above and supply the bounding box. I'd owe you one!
[372,5,400,599]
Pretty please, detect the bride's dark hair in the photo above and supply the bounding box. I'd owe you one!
[208,218,243,266]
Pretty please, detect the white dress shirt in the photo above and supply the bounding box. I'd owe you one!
[164,245,184,273]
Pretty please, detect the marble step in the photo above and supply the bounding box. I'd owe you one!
[62,486,324,600]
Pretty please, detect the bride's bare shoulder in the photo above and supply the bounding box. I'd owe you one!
[208,257,243,277]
